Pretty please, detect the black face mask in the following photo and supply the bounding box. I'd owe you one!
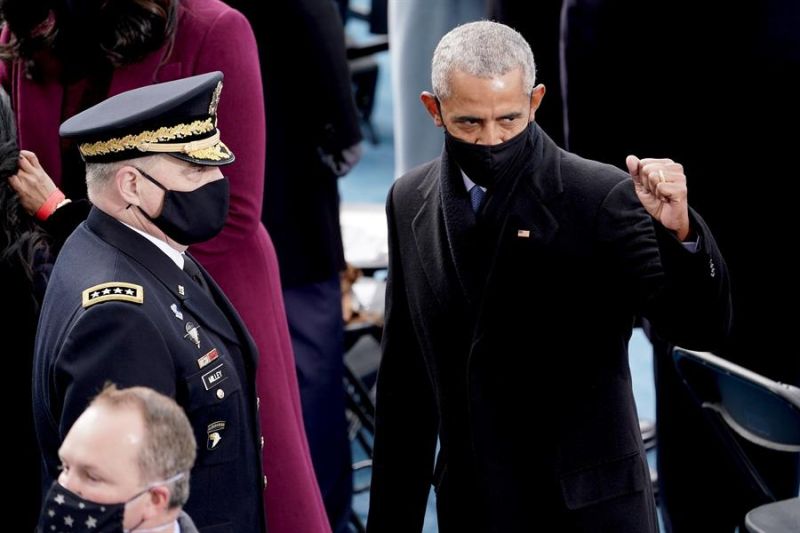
[38,472,186,533]
[134,166,229,246]
[444,122,534,189]
[38,480,133,533]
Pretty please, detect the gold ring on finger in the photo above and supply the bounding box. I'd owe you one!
[657,169,666,183]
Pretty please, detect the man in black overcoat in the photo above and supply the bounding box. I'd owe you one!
[366,21,732,533]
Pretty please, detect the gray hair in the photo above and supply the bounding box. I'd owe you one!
[85,155,159,193]
[432,20,536,100]
[93,384,197,509]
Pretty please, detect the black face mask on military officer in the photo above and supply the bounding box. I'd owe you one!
[133,166,229,245]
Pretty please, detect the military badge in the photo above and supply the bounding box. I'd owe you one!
[170,303,184,320]
[82,282,143,308]
[202,363,227,390]
[197,348,219,369]
[184,322,201,348]
[208,81,223,116]
[207,420,226,450]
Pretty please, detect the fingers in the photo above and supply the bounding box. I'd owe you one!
[7,174,21,193]
[19,150,39,163]
[16,151,56,192]
[10,151,57,214]
[638,158,686,197]
[625,155,641,182]
[652,181,686,203]
[18,152,38,173]
[7,175,38,215]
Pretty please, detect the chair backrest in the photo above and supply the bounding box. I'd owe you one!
[673,347,800,501]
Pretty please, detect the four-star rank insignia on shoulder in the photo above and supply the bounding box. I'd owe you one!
[82,282,144,308]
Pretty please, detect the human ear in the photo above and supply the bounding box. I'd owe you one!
[420,91,444,127]
[529,84,546,121]
[143,486,170,519]
[117,166,144,207]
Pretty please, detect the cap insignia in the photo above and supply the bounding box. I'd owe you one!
[208,81,223,116]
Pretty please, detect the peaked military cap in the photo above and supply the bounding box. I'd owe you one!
[60,71,234,166]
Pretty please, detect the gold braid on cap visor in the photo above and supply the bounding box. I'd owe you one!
[78,118,216,157]
[136,131,230,162]
[179,141,232,161]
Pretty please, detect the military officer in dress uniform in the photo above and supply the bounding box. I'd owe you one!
[33,71,267,533]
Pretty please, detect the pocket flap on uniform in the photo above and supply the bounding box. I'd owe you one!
[559,452,647,510]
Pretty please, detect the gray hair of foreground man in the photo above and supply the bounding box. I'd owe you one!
[431,20,537,100]
[93,384,197,508]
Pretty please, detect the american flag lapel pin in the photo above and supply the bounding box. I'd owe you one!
[517,229,531,238]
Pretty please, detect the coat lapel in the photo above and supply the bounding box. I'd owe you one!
[187,257,259,369]
[412,126,564,316]
[437,148,487,305]
[486,125,561,256]
[176,274,243,351]
[86,208,242,349]
[411,160,468,310]
[472,126,562,336]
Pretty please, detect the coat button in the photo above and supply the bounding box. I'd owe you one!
[263,474,268,490]
[260,435,264,450]
[216,389,225,399]
[256,396,260,410]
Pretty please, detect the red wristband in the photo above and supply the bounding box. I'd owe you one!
[35,188,66,221]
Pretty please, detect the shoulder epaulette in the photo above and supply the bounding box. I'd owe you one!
[82,282,144,308]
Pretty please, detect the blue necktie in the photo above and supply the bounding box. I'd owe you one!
[470,185,485,213]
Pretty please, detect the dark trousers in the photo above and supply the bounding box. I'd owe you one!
[284,276,352,533]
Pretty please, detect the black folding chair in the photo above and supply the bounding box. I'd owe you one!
[342,268,384,532]
[672,347,800,532]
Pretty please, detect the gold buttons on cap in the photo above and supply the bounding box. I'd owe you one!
[216,388,225,399]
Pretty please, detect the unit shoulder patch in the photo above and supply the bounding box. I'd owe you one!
[82,282,144,308]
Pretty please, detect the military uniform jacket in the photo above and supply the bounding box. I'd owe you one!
[33,208,266,533]
[367,126,732,532]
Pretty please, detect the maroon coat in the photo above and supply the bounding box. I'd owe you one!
[1,1,330,531]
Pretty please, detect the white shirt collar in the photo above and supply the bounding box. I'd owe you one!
[121,222,185,269]
[461,170,486,193]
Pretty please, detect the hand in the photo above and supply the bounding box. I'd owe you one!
[7,150,58,215]
[319,142,363,177]
[626,155,691,241]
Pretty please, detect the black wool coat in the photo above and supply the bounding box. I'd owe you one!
[367,126,731,533]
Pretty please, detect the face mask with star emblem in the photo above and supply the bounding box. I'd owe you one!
[37,472,186,532]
